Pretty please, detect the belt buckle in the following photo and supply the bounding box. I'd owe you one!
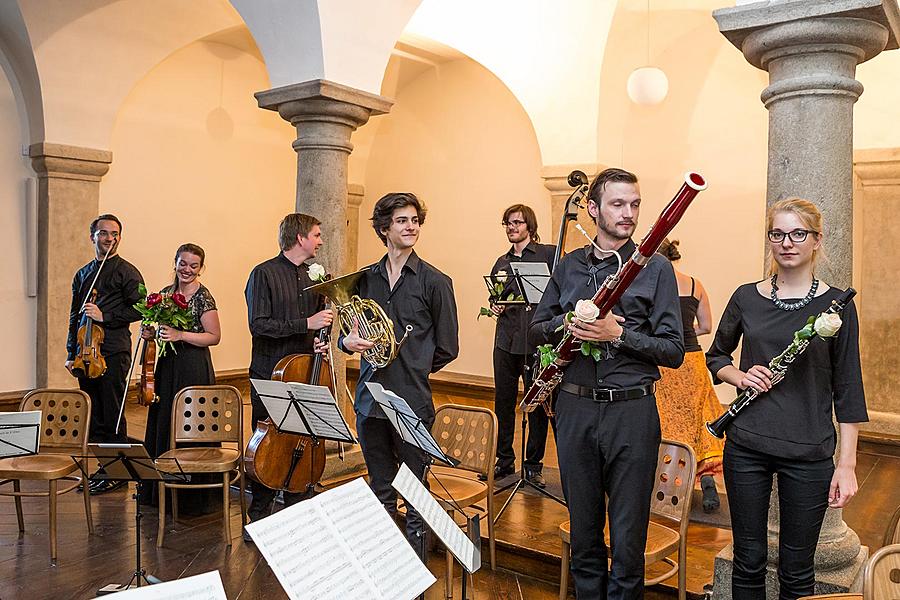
[592,389,615,403]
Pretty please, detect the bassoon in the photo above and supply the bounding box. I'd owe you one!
[705,287,857,439]
[520,172,708,415]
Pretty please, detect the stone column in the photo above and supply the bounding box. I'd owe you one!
[30,143,112,389]
[541,164,601,252]
[255,79,391,424]
[711,2,899,598]
[346,183,364,273]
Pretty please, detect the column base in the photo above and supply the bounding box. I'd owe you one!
[711,543,868,600]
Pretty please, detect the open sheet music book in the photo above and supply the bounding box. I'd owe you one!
[94,571,226,599]
[245,477,435,600]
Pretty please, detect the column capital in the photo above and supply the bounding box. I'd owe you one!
[714,0,900,65]
[29,143,112,182]
[255,79,393,154]
[347,183,365,208]
[540,163,602,195]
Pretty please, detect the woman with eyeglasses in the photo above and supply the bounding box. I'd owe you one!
[706,198,867,600]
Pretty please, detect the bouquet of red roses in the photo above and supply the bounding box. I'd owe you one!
[133,283,194,357]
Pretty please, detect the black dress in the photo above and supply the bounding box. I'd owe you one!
[141,284,218,513]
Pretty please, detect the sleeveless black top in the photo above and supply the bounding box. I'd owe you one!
[680,278,701,353]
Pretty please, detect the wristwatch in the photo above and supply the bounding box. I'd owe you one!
[610,328,627,349]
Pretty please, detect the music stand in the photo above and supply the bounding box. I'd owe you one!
[0,411,41,458]
[482,274,526,307]
[491,265,566,523]
[250,379,356,496]
[75,443,186,594]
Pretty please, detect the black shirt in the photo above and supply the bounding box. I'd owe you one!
[706,283,868,460]
[529,239,684,389]
[67,254,144,361]
[245,253,324,379]
[490,241,556,355]
[342,251,459,421]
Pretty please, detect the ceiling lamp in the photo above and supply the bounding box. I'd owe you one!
[627,0,668,105]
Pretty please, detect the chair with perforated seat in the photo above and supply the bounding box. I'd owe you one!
[156,385,246,546]
[427,403,498,599]
[0,389,93,562]
[559,439,696,600]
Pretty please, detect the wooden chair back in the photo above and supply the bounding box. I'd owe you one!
[169,385,242,448]
[432,404,497,478]
[863,543,900,600]
[651,439,696,538]
[21,389,91,455]
[884,505,900,547]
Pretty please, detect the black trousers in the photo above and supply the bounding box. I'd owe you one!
[493,347,552,471]
[78,350,130,443]
[724,440,834,600]
[357,413,431,550]
[247,382,310,520]
[556,391,660,600]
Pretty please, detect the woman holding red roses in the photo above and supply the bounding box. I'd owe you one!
[140,243,221,512]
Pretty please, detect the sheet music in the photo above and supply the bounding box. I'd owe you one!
[392,463,480,573]
[250,379,355,443]
[0,411,41,458]
[509,262,551,304]
[364,382,453,465]
[95,570,227,599]
[245,477,435,600]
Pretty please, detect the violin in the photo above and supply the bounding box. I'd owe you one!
[138,337,158,406]
[72,289,107,379]
[244,325,331,495]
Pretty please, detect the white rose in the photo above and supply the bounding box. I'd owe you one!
[308,263,326,281]
[573,299,600,323]
[814,312,842,337]
[495,270,508,283]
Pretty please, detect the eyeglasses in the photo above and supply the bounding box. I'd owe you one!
[95,230,120,239]
[502,219,526,228]
[767,229,818,243]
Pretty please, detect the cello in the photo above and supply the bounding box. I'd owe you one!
[244,326,332,496]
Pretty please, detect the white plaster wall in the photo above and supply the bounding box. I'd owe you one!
[357,57,550,378]
[0,64,36,391]
[102,40,297,375]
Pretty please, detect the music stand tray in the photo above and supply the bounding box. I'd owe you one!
[250,379,356,444]
[75,443,186,594]
[0,411,41,458]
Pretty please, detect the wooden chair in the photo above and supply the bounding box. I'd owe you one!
[427,403,498,599]
[559,439,696,600]
[0,389,93,562]
[884,504,900,547]
[863,543,900,600]
[156,385,246,546]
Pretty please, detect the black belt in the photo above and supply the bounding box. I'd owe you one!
[559,382,656,403]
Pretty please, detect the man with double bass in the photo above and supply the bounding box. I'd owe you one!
[66,214,144,494]
[529,168,684,600]
[243,213,334,539]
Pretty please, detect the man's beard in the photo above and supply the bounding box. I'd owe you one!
[597,216,633,241]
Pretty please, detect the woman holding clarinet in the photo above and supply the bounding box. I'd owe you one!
[705,197,867,600]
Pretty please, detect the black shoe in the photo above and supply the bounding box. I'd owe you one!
[89,478,126,495]
[525,469,547,488]
[242,527,254,543]
[701,475,720,513]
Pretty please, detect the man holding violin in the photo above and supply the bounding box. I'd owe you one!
[66,214,144,494]
[243,213,334,539]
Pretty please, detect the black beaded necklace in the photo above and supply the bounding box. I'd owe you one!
[770,273,818,311]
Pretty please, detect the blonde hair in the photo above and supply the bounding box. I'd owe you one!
[765,197,825,276]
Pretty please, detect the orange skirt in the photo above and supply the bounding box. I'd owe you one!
[655,350,724,477]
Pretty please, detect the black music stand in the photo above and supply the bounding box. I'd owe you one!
[0,411,41,458]
[250,379,356,498]
[492,268,566,524]
[75,443,186,594]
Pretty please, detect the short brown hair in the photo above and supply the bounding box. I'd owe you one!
[279,213,321,251]
[90,214,122,237]
[371,193,427,246]
[502,204,540,243]
[587,168,639,207]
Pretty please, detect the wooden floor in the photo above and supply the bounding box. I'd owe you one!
[2,391,898,600]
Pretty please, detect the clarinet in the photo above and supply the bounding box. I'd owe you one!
[520,172,708,416]
[705,287,857,439]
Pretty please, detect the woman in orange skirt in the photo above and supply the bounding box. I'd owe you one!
[656,239,724,512]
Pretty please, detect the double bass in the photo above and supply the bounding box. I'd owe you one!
[244,326,331,496]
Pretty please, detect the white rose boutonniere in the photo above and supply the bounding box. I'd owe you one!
[814,312,842,338]
[308,263,327,283]
[573,299,600,323]
[494,270,508,283]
